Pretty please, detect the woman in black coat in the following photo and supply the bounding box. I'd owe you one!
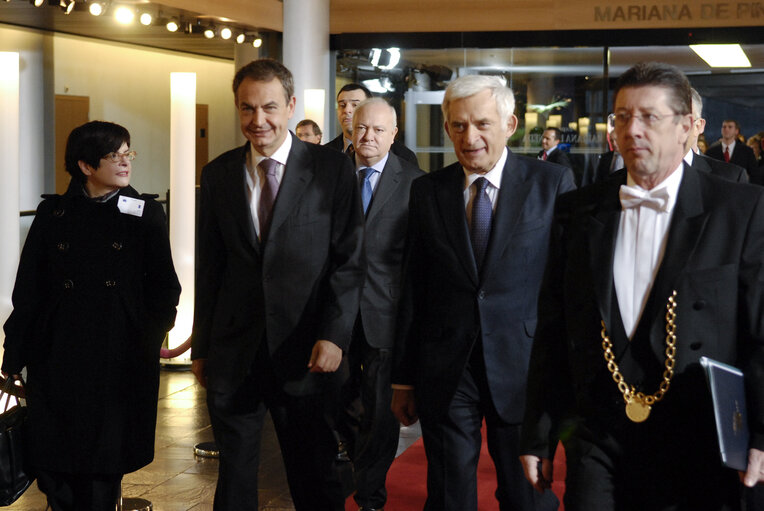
[1,121,181,511]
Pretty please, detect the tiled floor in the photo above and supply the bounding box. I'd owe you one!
[8,368,422,511]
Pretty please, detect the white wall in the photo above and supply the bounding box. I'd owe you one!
[53,33,237,196]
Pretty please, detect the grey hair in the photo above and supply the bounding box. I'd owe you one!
[354,97,397,127]
[690,87,703,118]
[442,75,515,124]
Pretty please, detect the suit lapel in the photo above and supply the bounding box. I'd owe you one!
[435,163,478,285]
[644,165,708,345]
[365,154,401,224]
[267,135,313,241]
[588,171,627,348]
[228,144,260,255]
[480,151,533,283]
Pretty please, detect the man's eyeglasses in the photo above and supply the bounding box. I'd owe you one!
[103,150,137,162]
[610,112,680,129]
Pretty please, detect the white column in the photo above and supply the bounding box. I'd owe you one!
[283,0,330,135]
[167,72,196,363]
[0,53,20,347]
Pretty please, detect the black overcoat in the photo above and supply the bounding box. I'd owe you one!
[2,182,180,475]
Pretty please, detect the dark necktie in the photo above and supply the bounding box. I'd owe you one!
[358,167,376,213]
[257,158,280,240]
[345,143,355,160]
[470,177,492,270]
[724,146,730,163]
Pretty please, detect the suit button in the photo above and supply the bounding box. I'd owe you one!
[105,280,117,288]
[57,242,69,252]
[63,279,74,289]
[693,300,706,310]
[53,209,65,217]
[478,290,486,299]
[112,241,123,250]
[690,342,702,350]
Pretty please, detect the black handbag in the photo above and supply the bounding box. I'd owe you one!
[0,376,33,506]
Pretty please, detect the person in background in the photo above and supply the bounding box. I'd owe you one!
[538,127,572,170]
[296,119,322,144]
[1,120,181,511]
[325,83,419,165]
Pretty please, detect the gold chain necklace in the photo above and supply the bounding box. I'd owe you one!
[600,290,678,423]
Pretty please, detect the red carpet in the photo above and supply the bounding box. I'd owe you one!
[346,423,566,510]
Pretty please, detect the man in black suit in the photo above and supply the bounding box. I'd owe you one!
[706,118,761,183]
[538,127,572,170]
[339,97,424,511]
[325,83,418,165]
[685,88,748,183]
[391,75,575,510]
[190,59,366,511]
[521,62,764,510]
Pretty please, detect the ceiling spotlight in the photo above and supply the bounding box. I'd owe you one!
[114,5,135,24]
[220,27,232,40]
[236,33,245,44]
[139,12,152,25]
[203,28,215,39]
[253,36,262,48]
[32,0,45,6]
[89,1,104,15]
[166,19,179,32]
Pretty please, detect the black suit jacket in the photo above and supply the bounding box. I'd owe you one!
[691,152,748,183]
[538,146,572,169]
[393,150,575,423]
[522,166,764,460]
[191,135,366,395]
[706,141,760,183]
[326,134,419,166]
[358,153,424,349]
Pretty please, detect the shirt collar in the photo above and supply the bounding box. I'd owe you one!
[343,136,353,152]
[724,140,736,153]
[625,160,684,213]
[463,147,507,190]
[683,149,694,166]
[250,133,293,170]
[356,152,389,174]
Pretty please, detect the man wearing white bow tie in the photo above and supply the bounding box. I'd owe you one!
[520,62,764,511]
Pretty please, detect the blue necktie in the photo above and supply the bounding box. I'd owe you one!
[359,167,376,213]
[470,177,492,270]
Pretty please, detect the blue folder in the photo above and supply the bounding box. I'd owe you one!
[700,356,749,471]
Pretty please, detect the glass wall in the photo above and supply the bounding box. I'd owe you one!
[334,44,764,184]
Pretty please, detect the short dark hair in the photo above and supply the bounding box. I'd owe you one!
[543,127,562,140]
[232,58,294,104]
[337,83,372,100]
[296,119,322,136]
[65,121,130,182]
[723,119,740,132]
[613,62,691,116]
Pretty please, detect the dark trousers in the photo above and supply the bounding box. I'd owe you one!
[36,470,121,511]
[564,416,741,511]
[419,344,558,511]
[340,324,400,509]
[207,347,345,511]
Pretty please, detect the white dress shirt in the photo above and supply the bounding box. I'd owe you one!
[613,164,683,339]
[244,135,292,239]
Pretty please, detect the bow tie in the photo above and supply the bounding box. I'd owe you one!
[619,184,670,211]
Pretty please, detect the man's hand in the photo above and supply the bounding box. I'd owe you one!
[191,359,207,388]
[307,340,342,373]
[520,454,553,493]
[391,388,418,426]
[742,447,764,487]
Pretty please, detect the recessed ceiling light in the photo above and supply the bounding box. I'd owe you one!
[139,12,153,25]
[166,19,179,32]
[114,6,135,24]
[220,27,232,40]
[204,28,215,39]
[253,36,262,48]
[236,33,245,44]
[89,2,104,15]
[690,44,752,68]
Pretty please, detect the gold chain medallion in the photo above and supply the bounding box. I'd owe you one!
[601,291,678,423]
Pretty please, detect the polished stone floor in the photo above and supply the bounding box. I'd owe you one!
[8,367,422,511]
